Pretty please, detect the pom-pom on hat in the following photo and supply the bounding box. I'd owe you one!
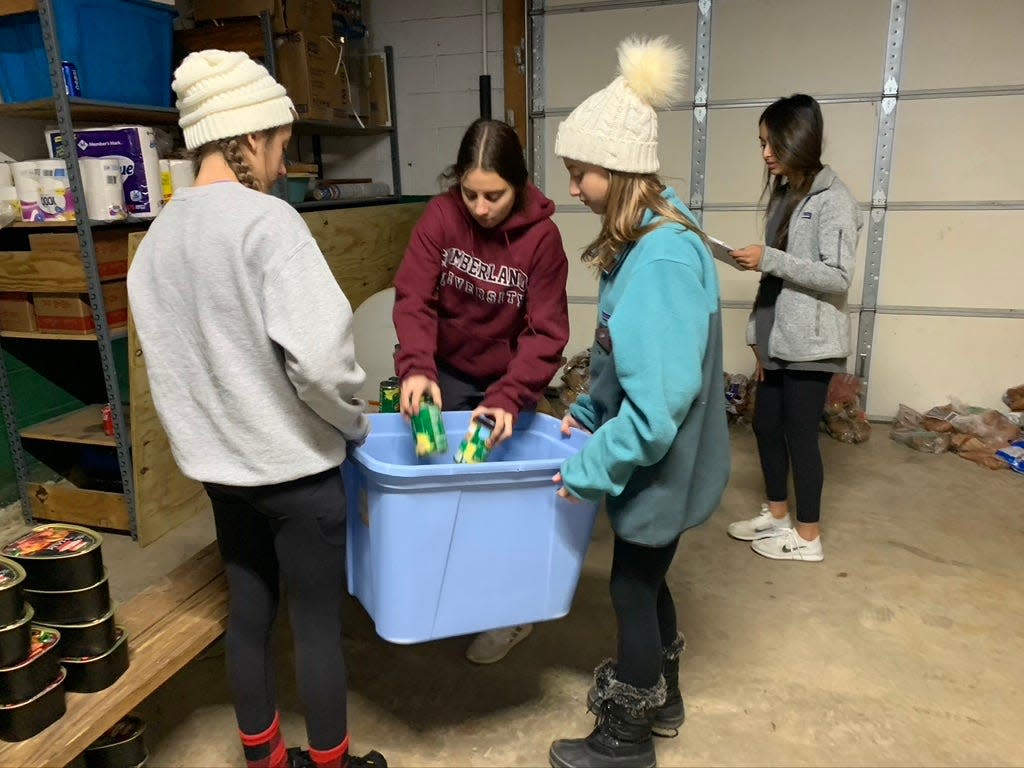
[555,36,688,173]
[173,49,295,150]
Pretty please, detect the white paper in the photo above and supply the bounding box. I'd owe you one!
[705,235,745,270]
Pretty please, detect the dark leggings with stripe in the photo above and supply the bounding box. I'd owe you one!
[611,535,680,689]
[753,368,832,524]
[205,468,348,751]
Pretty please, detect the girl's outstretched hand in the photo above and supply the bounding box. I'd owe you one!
[552,471,582,503]
[560,413,590,436]
[730,244,764,271]
[399,375,442,418]
[470,405,515,448]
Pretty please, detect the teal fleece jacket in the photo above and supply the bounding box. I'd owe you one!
[560,188,731,547]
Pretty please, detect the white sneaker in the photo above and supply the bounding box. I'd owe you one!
[751,527,824,562]
[727,504,793,541]
[465,624,533,664]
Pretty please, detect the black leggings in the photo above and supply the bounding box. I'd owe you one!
[753,368,832,524]
[205,468,348,751]
[610,535,680,689]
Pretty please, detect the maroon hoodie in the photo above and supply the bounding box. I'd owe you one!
[393,183,569,418]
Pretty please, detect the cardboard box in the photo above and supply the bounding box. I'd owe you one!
[0,292,37,333]
[276,31,350,122]
[34,281,128,335]
[365,52,391,127]
[28,232,129,281]
[194,0,333,37]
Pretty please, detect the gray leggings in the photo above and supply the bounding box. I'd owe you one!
[204,468,349,751]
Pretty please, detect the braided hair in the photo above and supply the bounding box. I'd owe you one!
[192,128,278,192]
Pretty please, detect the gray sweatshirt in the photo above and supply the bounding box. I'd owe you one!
[128,182,369,486]
[746,166,861,363]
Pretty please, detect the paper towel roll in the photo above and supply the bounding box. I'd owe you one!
[37,175,75,221]
[168,159,194,193]
[160,158,194,202]
[36,158,68,179]
[80,157,127,221]
[12,162,42,222]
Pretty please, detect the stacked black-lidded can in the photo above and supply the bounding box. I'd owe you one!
[0,524,130,741]
[0,553,65,741]
[84,714,148,768]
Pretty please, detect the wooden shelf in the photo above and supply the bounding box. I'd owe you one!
[26,482,129,532]
[0,328,128,342]
[8,219,153,229]
[0,98,178,125]
[19,405,121,447]
[293,195,401,212]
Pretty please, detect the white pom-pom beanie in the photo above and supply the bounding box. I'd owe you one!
[555,36,688,173]
[173,50,295,150]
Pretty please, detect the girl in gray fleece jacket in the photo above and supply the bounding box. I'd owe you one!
[726,94,862,563]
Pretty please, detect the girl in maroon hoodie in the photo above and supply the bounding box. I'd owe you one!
[392,119,570,663]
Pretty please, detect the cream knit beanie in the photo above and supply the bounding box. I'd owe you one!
[555,36,687,173]
[173,50,295,150]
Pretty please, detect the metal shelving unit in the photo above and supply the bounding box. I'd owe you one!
[0,0,141,536]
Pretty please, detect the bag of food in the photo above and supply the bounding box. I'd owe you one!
[889,426,951,454]
[1003,383,1024,412]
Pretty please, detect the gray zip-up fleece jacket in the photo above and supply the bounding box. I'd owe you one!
[745,166,861,362]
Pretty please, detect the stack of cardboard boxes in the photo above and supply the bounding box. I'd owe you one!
[0,232,130,335]
[193,0,353,123]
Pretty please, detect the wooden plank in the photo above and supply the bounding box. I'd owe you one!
[116,542,223,639]
[0,0,38,16]
[303,201,427,312]
[26,483,130,531]
[0,330,99,341]
[176,18,265,60]
[126,232,209,547]
[0,544,227,768]
[503,0,529,149]
[20,405,115,446]
[0,100,178,125]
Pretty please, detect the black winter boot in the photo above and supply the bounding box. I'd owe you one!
[586,633,686,737]
[549,660,665,768]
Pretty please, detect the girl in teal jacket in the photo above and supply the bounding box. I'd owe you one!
[548,36,730,768]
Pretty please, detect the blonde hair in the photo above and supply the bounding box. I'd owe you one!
[582,172,704,272]
[192,127,282,192]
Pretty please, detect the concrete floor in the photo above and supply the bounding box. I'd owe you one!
[3,426,1022,766]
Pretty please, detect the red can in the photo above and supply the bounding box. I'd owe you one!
[101,405,114,437]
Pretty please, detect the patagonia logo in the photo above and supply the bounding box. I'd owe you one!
[801,211,813,219]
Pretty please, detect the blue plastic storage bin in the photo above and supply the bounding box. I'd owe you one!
[0,0,176,106]
[343,411,600,644]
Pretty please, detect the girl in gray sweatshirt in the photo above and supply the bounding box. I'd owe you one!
[726,94,862,564]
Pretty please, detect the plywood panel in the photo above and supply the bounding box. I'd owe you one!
[880,211,1023,308]
[543,112,693,207]
[27,483,130,531]
[127,232,208,547]
[710,0,890,100]
[705,102,877,204]
[901,0,1024,90]
[303,202,428,311]
[545,5,698,109]
[889,96,1024,202]
[867,315,1024,417]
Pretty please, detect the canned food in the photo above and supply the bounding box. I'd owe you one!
[410,396,448,457]
[378,377,400,414]
[455,414,497,464]
[61,61,81,97]
[101,405,114,437]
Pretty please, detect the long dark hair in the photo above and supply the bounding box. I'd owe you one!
[442,119,529,213]
[760,94,824,249]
